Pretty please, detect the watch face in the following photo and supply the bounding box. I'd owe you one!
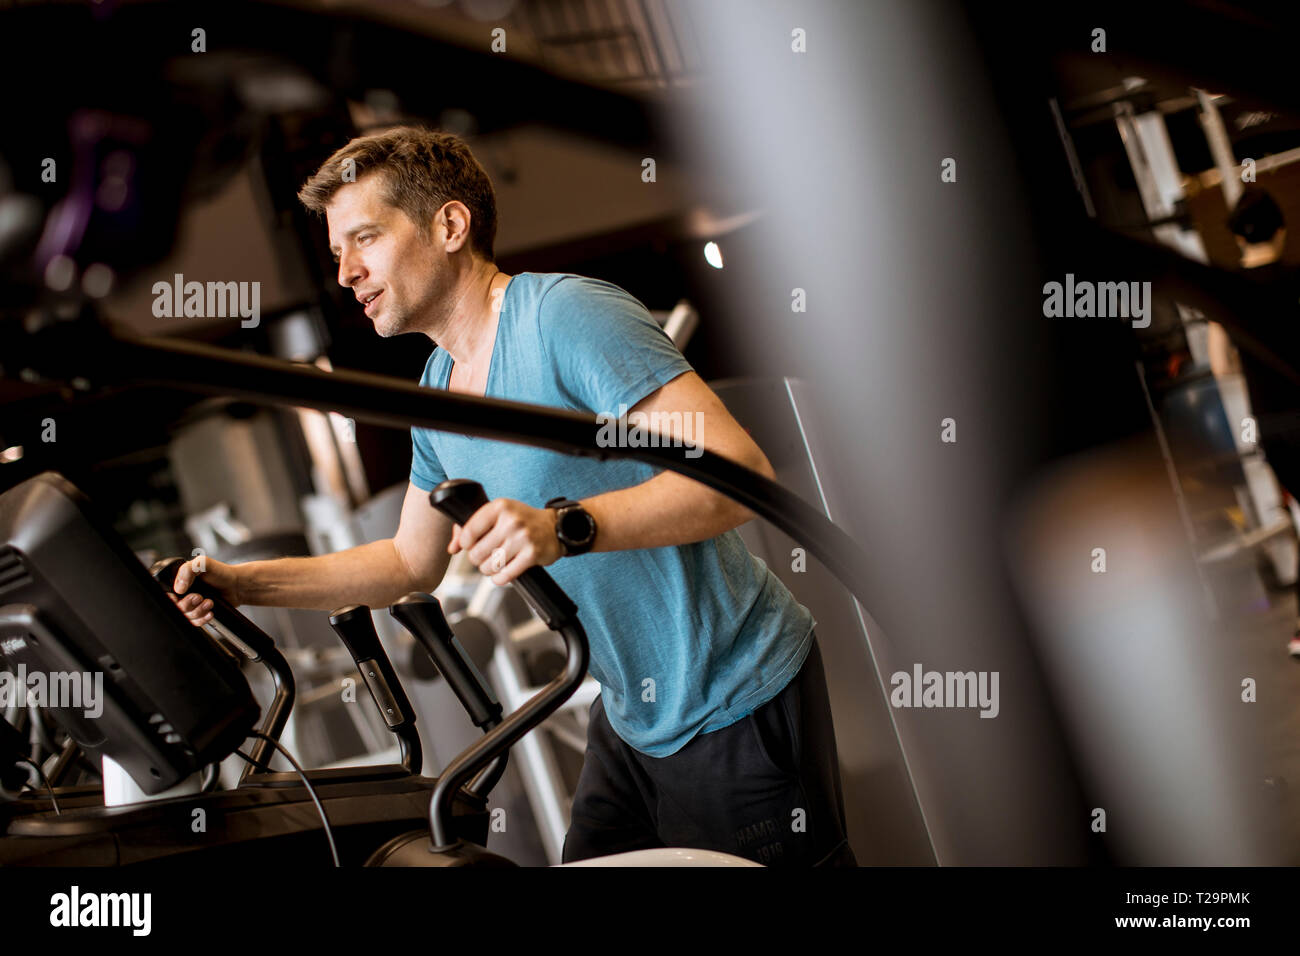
[559,508,593,544]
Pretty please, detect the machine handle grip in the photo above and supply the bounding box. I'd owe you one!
[152,558,271,660]
[328,605,416,731]
[389,594,501,730]
[430,479,578,628]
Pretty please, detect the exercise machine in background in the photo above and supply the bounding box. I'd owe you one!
[0,471,759,866]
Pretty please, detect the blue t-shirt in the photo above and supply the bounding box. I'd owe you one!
[409,272,815,757]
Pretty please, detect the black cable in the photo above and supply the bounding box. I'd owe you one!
[236,732,338,867]
[19,757,59,816]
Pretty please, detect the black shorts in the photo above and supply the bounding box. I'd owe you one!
[561,634,857,867]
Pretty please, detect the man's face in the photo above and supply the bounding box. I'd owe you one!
[326,173,445,337]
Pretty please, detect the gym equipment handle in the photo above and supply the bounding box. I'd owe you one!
[425,479,589,847]
[151,557,295,782]
[388,595,502,730]
[388,594,508,800]
[328,606,421,774]
[430,479,578,628]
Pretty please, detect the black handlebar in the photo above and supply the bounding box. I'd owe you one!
[430,479,578,629]
[388,593,508,800]
[389,594,502,731]
[328,605,422,774]
[151,557,295,781]
[423,479,590,847]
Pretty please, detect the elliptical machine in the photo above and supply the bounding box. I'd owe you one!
[0,472,500,865]
[0,471,759,867]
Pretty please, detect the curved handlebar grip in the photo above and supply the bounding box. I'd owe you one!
[328,605,416,732]
[430,477,490,526]
[389,594,501,730]
[430,479,578,628]
[151,557,275,661]
[150,556,295,776]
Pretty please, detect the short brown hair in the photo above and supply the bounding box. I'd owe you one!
[298,126,498,261]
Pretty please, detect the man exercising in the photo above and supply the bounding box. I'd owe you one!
[172,126,856,867]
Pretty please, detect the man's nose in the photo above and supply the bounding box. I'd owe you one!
[337,251,364,288]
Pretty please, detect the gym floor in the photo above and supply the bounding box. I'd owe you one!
[1204,533,1300,863]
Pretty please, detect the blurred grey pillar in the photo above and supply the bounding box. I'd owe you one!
[1007,443,1271,865]
[671,0,1084,863]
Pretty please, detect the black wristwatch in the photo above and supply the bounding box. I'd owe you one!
[545,497,597,556]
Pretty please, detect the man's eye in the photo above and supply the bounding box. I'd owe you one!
[358,234,374,245]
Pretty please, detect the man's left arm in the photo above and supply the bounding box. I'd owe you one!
[449,370,776,583]
[581,370,774,552]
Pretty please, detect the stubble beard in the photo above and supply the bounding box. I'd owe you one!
[373,297,416,338]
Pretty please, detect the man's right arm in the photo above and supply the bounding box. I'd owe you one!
[173,482,453,625]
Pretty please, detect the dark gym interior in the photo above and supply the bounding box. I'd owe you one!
[1,0,1298,919]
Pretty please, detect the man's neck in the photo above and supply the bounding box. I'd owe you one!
[431,263,510,368]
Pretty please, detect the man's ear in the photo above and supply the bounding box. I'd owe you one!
[438,201,472,254]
